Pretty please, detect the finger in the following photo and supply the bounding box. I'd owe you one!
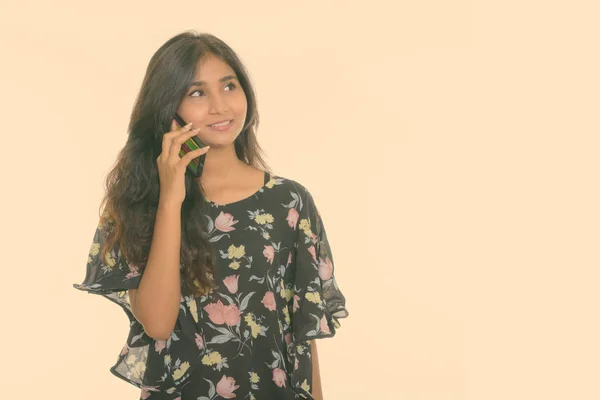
[170,127,201,161]
[180,146,210,166]
[163,122,193,160]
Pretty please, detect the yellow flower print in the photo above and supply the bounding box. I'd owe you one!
[250,394,256,400]
[227,245,246,259]
[201,351,223,366]
[131,361,146,379]
[299,219,309,231]
[299,218,312,237]
[265,178,275,189]
[193,278,214,295]
[250,371,260,383]
[89,242,100,257]
[187,297,199,323]
[125,354,137,365]
[279,281,294,302]
[285,289,294,301]
[280,284,294,301]
[244,313,262,338]
[210,352,223,365]
[305,292,321,304]
[283,306,290,325]
[262,231,271,240]
[301,379,311,392]
[172,361,190,380]
[229,261,241,270]
[254,213,274,225]
[104,251,116,269]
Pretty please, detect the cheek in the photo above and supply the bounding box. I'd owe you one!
[232,95,248,116]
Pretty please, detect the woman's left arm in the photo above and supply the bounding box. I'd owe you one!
[311,340,324,400]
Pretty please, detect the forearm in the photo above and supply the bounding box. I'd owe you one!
[312,340,324,400]
[131,201,182,340]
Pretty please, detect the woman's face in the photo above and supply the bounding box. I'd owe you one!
[177,54,248,148]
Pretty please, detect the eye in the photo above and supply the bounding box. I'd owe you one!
[189,82,237,97]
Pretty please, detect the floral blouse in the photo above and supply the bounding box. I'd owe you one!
[73,172,348,400]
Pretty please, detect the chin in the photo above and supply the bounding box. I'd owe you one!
[202,130,242,146]
[202,136,239,148]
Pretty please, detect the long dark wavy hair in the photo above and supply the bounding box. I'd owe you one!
[98,30,270,297]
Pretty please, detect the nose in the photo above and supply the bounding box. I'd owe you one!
[208,94,229,114]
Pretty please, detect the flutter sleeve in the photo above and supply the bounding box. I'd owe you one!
[73,217,201,398]
[287,189,349,398]
[73,217,142,300]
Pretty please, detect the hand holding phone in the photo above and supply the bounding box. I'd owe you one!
[157,120,210,206]
[173,113,208,178]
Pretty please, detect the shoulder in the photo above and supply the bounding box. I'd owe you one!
[267,173,320,218]
[268,173,313,200]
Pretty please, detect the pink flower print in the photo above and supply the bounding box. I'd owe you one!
[215,212,238,232]
[263,245,275,264]
[294,358,299,370]
[216,375,240,399]
[293,295,300,312]
[154,339,166,354]
[318,257,333,281]
[126,263,140,279]
[224,304,242,326]
[204,301,242,327]
[320,315,331,334]
[261,291,277,311]
[140,388,151,399]
[311,232,318,243]
[286,208,299,229]
[195,333,204,350]
[308,245,317,261]
[273,368,287,387]
[223,275,239,294]
[287,252,292,265]
[204,301,226,325]
[285,333,292,345]
[120,343,129,356]
[140,386,160,399]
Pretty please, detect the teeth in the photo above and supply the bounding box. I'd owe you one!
[210,120,231,127]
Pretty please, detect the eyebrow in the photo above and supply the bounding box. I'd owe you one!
[189,75,238,87]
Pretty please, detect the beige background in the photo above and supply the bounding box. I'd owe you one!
[1,1,599,399]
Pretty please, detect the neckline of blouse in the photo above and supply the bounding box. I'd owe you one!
[207,170,272,208]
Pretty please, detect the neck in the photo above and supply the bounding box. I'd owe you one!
[199,144,247,184]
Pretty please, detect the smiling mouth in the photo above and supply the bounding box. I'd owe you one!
[207,120,233,127]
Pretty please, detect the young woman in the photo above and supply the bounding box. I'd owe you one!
[73,31,348,400]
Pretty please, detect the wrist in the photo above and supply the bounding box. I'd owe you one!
[158,197,182,212]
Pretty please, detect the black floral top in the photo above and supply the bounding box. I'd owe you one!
[73,172,348,400]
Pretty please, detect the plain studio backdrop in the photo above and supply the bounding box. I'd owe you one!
[0,1,599,399]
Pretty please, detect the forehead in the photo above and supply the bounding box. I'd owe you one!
[193,55,235,80]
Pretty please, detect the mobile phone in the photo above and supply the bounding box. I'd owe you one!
[173,113,207,178]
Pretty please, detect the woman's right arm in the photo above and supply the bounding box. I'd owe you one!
[129,120,210,341]
[129,200,182,341]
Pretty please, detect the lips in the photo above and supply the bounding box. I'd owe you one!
[207,119,233,127]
